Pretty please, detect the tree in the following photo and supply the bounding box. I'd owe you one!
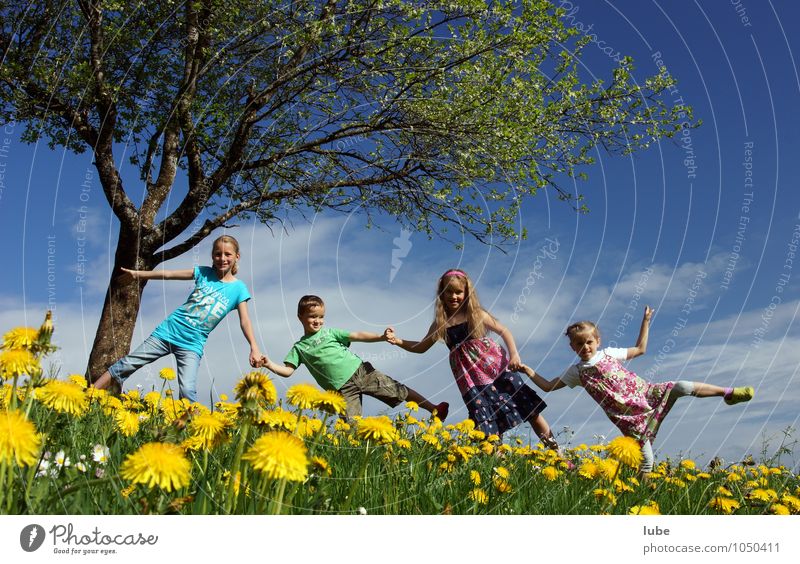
[0,0,689,380]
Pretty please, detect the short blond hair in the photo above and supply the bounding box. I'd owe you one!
[565,321,600,341]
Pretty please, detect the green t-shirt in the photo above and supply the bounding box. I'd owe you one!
[284,327,362,390]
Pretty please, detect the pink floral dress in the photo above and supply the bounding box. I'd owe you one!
[578,352,676,444]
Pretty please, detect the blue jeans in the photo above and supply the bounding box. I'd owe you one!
[108,335,201,402]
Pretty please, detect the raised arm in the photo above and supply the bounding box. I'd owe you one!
[236,301,262,367]
[386,322,439,354]
[483,311,521,370]
[518,364,566,392]
[627,305,653,360]
[120,267,194,281]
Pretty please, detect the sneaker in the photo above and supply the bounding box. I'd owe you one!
[724,386,754,405]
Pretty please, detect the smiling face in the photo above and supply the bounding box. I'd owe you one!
[569,329,601,361]
[299,304,325,335]
[212,241,239,277]
[440,278,467,315]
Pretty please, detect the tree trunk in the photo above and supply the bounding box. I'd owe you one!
[86,226,153,384]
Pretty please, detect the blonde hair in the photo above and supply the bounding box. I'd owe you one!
[565,321,600,341]
[212,235,240,275]
[433,269,488,342]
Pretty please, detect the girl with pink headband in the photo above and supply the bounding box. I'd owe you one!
[386,269,558,447]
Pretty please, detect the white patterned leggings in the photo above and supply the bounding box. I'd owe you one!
[640,380,695,473]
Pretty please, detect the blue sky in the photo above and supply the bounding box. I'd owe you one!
[1,1,799,469]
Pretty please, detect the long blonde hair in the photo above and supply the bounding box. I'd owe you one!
[212,235,240,275]
[433,269,488,342]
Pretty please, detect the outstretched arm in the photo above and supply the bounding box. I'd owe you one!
[236,301,262,367]
[119,267,194,281]
[260,355,296,378]
[483,311,521,370]
[519,364,566,392]
[386,322,438,354]
[349,330,388,343]
[627,305,653,360]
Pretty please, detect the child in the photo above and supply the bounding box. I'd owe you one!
[93,235,262,402]
[520,305,754,472]
[386,269,558,448]
[259,295,448,420]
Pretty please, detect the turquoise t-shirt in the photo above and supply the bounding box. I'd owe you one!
[284,327,362,390]
[152,266,251,356]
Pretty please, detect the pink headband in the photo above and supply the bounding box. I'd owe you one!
[443,270,466,278]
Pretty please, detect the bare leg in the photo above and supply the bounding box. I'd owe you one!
[93,371,113,390]
[528,413,558,449]
[691,382,727,397]
[405,388,449,421]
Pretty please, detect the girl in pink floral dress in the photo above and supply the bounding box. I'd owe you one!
[521,306,754,472]
[387,269,558,448]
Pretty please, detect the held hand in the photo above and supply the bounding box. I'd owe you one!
[256,355,269,369]
[507,353,522,372]
[384,327,397,344]
[249,348,262,368]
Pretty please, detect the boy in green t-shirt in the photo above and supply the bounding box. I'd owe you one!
[260,295,449,420]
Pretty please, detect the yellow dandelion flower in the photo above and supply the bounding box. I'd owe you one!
[469,429,486,441]
[597,458,620,481]
[188,411,230,449]
[115,409,140,437]
[313,390,346,415]
[593,488,617,506]
[160,398,188,423]
[607,436,642,468]
[494,466,510,479]
[120,484,137,498]
[486,434,501,444]
[629,501,661,515]
[579,460,600,479]
[356,416,398,444]
[493,477,512,494]
[37,379,89,417]
[680,459,696,471]
[159,367,176,381]
[234,371,277,404]
[614,478,634,493]
[421,433,440,448]
[310,455,332,476]
[717,486,733,496]
[469,488,489,504]
[469,470,481,485]
[665,477,687,488]
[696,472,712,479]
[143,391,162,410]
[296,417,324,438]
[257,408,298,432]
[769,503,790,515]
[286,383,321,410]
[396,439,411,449]
[334,419,351,433]
[747,489,778,503]
[542,466,561,481]
[2,327,39,350]
[727,472,743,482]
[479,441,494,455]
[67,374,88,389]
[405,401,419,412]
[243,431,308,481]
[780,494,800,513]
[120,442,191,492]
[454,419,476,434]
[590,444,607,452]
[0,409,41,466]
[709,497,741,514]
[0,348,39,378]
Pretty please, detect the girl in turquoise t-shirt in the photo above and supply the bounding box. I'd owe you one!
[93,235,262,402]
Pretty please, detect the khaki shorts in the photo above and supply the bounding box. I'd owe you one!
[337,362,409,419]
